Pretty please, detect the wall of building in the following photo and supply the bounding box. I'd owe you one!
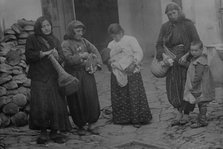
[0,0,42,28]
[182,0,221,45]
[117,0,163,58]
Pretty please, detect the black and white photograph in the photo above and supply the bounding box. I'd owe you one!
[0,0,223,148]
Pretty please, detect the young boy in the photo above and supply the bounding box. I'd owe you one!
[183,41,215,128]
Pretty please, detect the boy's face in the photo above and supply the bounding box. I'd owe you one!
[190,45,203,58]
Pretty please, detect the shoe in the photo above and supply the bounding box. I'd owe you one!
[77,128,87,136]
[170,120,181,127]
[50,132,67,144]
[36,132,48,144]
[87,128,100,135]
[133,124,141,128]
[190,122,208,129]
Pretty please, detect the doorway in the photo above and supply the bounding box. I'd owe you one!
[73,0,119,51]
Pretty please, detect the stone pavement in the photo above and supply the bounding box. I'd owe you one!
[1,60,223,149]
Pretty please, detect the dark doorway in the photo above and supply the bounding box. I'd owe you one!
[73,0,119,51]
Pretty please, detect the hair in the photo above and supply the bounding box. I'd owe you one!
[34,16,52,36]
[190,41,203,50]
[64,20,86,40]
[107,23,124,35]
[165,2,185,20]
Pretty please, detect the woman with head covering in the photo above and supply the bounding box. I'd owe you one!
[104,23,152,128]
[25,16,71,144]
[62,20,102,135]
[156,2,201,126]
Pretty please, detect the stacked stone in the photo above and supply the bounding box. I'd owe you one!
[0,19,35,128]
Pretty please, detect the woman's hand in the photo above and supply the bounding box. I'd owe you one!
[179,53,189,65]
[40,49,53,58]
[51,48,59,60]
[125,62,136,74]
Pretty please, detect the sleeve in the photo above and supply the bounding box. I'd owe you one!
[25,36,41,64]
[191,63,205,97]
[130,36,143,65]
[155,24,166,61]
[55,38,65,64]
[84,39,102,65]
[61,41,82,65]
[187,21,200,43]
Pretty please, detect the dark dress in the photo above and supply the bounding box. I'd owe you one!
[156,17,200,111]
[25,34,71,131]
[61,38,102,128]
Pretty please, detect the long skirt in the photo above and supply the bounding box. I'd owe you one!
[111,72,152,124]
[166,62,187,111]
[29,78,71,131]
[67,70,100,128]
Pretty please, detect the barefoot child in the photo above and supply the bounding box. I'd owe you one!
[183,41,215,128]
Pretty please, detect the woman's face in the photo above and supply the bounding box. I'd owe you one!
[111,32,123,42]
[41,20,51,35]
[167,9,179,22]
[73,27,83,40]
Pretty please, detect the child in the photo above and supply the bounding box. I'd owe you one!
[101,47,139,87]
[183,41,215,128]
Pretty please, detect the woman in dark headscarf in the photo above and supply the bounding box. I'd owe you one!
[156,2,200,126]
[62,20,102,135]
[25,16,71,144]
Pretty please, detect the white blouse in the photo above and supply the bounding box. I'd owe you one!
[107,35,143,65]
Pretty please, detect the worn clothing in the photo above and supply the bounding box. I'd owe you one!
[111,72,152,124]
[25,17,71,131]
[156,18,200,110]
[184,55,215,104]
[62,37,102,128]
[108,35,152,124]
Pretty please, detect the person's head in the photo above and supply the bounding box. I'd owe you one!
[165,2,184,22]
[190,41,203,58]
[64,20,86,40]
[34,16,52,36]
[108,23,124,42]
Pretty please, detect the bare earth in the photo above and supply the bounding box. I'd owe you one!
[1,60,223,149]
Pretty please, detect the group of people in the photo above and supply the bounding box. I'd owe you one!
[24,2,214,145]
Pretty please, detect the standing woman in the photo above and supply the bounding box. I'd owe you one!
[62,20,102,135]
[156,2,201,126]
[107,23,152,128]
[25,16,71,144]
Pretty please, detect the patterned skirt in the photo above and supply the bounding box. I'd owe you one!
[111,72,152,124]
[29,78,71,131]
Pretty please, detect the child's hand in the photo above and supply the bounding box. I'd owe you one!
[79,52,89,59]
[51,48,59,60]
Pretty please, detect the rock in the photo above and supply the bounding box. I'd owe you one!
[0,63,12,73]
[0,75,12,85]
[12,94,27,107]
[18,32,29,39]
[23,25,34,31]
[0,56,6,63]
[11,23,22,34]
[6,89,18,95]
[23,78,31,87]
[17,87,30,96]
[2,102,19,115]
[5,49,21,66]
[4,28,16,35]
[18,60,27,68]
[11,111,28,127]
[17,18,35,27]
[0,86,7,96]
[12,74,26,84]
[24,104,30,113]
[3,80,18,89]
[0,113,10,127]
[0,96,12,108]
[17,39,26,45]
[4,35,17,42]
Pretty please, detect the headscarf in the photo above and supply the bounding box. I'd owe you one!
[64,20,86,40]
[34,16,57,49]
[165,2,186,23]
